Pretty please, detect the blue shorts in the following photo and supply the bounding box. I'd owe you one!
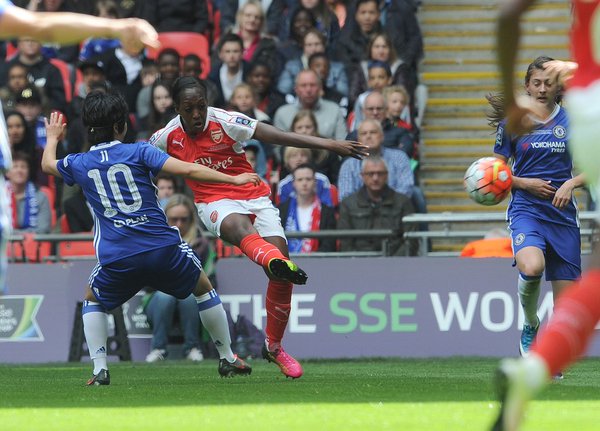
[509,215,581,281]
[88,242,202,310]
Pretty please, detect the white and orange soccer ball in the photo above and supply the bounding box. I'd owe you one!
[464,157,513,206]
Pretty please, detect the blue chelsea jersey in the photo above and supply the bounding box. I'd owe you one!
[57,141,182,265]
[494,105,578,227]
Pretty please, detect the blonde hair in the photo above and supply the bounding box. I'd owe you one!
[382,85,410,106]
[291,109,319,136]
[164,194,199,244]
[230,82,255,102]
[235,0,266,34]
[283,147,312,170]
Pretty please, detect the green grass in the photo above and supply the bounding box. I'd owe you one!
[1,358,599,431]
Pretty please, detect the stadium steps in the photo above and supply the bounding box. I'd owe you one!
[417,0,571,252]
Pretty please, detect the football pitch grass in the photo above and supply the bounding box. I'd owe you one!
[1,358,599,431]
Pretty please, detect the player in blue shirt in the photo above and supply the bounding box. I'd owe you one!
[42,91,260,385]
[488,56,585,362]
[0,0,159,295]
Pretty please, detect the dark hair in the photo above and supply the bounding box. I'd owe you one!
[218,33,244,52]
[11,150,31,166]
[171,76,207,105]
[292,162,316,178]
[486,55,558,128]
[248,59,273,76]
[288,7,317,41]
[308,52,329,67]
[82,90,128,145]
[158,48,181,63]
[367,32,397,63]
[149,80,176,132]
[368,60,392,77]
[183,54,201,64]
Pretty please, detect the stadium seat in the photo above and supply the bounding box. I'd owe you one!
[40,185,57,228]
[215,238,244,258]
[58,240,95,260]
[18,233,51,263]
[146,32,211,79]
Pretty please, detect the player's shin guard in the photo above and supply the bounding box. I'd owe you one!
[518,273,541,327]
[239,233,287,269]
[532,270,600,375]
[265,279,293,349]
[196,290,234,361]
[82,300,109,375]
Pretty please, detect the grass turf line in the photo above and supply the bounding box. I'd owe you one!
[0,358,599,431]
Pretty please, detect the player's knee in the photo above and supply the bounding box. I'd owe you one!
[519,263,544,278]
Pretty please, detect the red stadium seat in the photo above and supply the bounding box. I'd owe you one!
[146,32,211,79]
[58,240,95,259]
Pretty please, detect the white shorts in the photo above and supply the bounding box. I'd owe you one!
[566,80,600,212]
[196,196,286,239]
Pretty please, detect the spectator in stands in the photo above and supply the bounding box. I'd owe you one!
[7,151,52,234]
[0,63,30,112]
[307,52,348,111]
[335,0,382,81]
[278,163,337,253]
[338,155,417,256]
[348,32,411,109]
[383,84,414,132]
[154,173,177,209]
[300,0,340,44]
[209,33,248,109]
[325,0,346,28]
[277,28,348,99]
[5,111,42,186]
[338,118,413,200]
[78,0,122,61]
[137,81,177,140]
[139,0,208,34]
[346,91,416,158]
[290,108,340,184]
[14,84,48,151]
[182,54,218,105]
[221,0,282,38]
[274,69,347,140]
[276,6,317,63]
[278,146,333,206]
[245,60,285,120]
[243,140,269,181]
[137,49,179,122]
[144,194,208,363]
[460,227,513,258]
[0,37,67,114]
[350,60,392,131]
[229,83,270,123]
[232,0,280,74]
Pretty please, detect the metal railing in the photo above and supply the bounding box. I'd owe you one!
[7,211,597,260]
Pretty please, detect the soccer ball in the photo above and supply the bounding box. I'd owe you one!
[464,157,512,206]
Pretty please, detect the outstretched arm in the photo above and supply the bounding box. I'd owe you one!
[161,158,261,186]
[253,122,369,160]
[41,112,66,178]
[0,5,159,54]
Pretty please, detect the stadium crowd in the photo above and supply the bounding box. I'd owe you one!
[1,0,425,257]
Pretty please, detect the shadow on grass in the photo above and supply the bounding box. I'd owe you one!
[1,357,599,408]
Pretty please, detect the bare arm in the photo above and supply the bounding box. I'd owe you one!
[253,122,369,160]
[41,112,66,178]
[161,158,261,186]
[0,6,159,54]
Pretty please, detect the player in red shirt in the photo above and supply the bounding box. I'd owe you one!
[492,1,600,430]
[151,76,368,378]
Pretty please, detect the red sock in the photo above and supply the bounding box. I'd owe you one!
[265,279,293,348]
[532,270,600,375]
[239,233,287,269]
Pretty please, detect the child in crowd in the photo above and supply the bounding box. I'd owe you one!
[351,61,392,131]
[209,33,247,108]
[229,83,270,123]
[383,85,414,132]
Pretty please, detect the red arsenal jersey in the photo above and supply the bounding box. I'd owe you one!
[150,107,271,203]
[570,0,600,88]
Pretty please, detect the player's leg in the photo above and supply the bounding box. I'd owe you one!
[82,285,110,386]
[192,270,251,377]
[144,291,177,362]
[198,199,307,284]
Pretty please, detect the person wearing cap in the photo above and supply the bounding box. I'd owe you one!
[14,84,48,151]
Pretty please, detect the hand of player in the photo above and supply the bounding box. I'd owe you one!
[544,60,578,86]
[233,173,262,186]
[114,18,160,56]
[504,95,548,135]
[330,140,370,160]
[552,180,575,209]
[44,111,66,141]
[522,178,556,199]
